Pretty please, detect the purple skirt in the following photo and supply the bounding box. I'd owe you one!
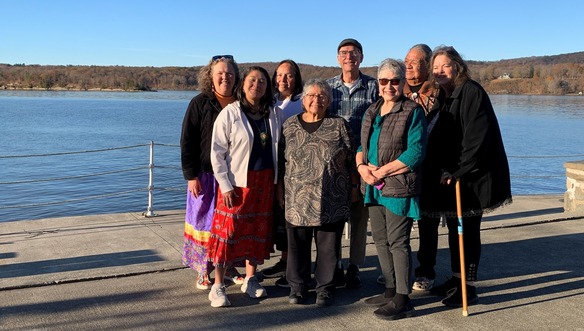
[182,172,218,275]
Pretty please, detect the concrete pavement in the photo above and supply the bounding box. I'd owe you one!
[1,195,584,330]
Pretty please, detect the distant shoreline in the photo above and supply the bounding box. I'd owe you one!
[3,53,584,95]
[0,86,158,92]
[2,86,582,97]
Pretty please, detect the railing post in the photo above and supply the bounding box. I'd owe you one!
[145,141,157,217]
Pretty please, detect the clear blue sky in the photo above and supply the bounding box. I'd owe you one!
[2,0,582,68]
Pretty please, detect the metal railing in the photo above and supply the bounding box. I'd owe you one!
[0,142,182,221]
[1,143,583,222]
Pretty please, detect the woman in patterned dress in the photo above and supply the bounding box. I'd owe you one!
[278,79,356,307]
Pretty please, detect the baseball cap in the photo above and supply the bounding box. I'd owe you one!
[337,38,363,53]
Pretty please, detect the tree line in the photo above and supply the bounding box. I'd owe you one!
[1,51,583,95]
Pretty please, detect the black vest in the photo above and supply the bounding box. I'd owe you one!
[360,97,422,197]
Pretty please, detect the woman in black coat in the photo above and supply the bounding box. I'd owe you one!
[418,45,512,308]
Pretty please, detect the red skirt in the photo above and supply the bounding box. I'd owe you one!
[208,169,274,267]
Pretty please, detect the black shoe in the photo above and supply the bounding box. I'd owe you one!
[316,291,334,307]
[288,291,306,304]
[364,288,396,306]
[441,285,479,308]
[333,265,345,287]
[374,301,415,320]
[345,264,362,289]
[261,259,286,278]
[430,277,460,297]
[275,276,290,288]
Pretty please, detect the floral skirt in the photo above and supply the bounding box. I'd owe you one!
[208,169,274,268]
[182,172,218,275]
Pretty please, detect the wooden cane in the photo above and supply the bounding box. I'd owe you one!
[455,179,469,316]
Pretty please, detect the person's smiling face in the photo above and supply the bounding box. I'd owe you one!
[432,54,457,87]
[405,49,429,84]
[243,70,268,103]
[337,45,362,73]
[212,61,235,96]
[378,69,404,103]
[302,86,329,117]
[275,62,296,98]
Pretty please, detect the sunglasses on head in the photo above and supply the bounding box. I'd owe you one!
[378,78,401,86]
[212,55,234,61]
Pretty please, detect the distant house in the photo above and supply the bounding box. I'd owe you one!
[498,73,511,79]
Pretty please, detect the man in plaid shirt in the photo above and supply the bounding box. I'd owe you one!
[327,38,379,288]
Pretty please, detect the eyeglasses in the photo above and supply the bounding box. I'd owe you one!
[305,93,329,101]
[378,78,401,86]
[338,50,360,58]
[212,55,234,61]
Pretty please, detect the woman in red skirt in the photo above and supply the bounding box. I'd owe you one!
[208,66,281,308]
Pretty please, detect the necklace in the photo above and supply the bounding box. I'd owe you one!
[247,114,269,148]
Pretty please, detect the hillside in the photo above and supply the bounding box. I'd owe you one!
[467,51,584,94]
[1,52,583,95]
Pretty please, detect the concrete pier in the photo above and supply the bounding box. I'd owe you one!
[565,160,584,212]
[1,194,584,330]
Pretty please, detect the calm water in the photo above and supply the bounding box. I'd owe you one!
[1,91,583,223]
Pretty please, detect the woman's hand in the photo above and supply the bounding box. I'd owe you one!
[371,160,409,180]
[222,189,238,209]
[187,178,202,198]
[371,165,389,180]
[440,171,455,185]
[358,163,381,186]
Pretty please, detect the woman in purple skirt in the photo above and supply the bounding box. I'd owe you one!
[180,55,244,290]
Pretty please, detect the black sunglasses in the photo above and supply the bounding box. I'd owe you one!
[378,78,401,86]
[212,55,234,61]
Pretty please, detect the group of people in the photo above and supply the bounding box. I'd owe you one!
[180,38,512,320]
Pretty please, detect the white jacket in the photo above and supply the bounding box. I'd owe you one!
[211,101,280,193]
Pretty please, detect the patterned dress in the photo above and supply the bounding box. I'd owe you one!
[281,114,354,226]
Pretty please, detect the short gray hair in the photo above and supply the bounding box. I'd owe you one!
[377,58,405,79]
[301,78,332,101]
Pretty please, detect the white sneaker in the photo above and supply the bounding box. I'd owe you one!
[208,283,231,307]
[412,277,435,291]
[225,267,245,285]
[241,276,267,298]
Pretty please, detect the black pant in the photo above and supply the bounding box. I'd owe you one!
[415,215,482,281]
[446,215,481,281]
[414,217,440,279]
[286,221,344,294]
[272,201,287,252]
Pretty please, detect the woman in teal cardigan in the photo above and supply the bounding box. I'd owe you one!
[356,58,427,320]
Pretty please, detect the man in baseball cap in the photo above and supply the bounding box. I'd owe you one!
[327,38,379,290]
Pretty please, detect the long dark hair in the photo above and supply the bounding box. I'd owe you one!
[237,66,274,117]
[271,59,303,101]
